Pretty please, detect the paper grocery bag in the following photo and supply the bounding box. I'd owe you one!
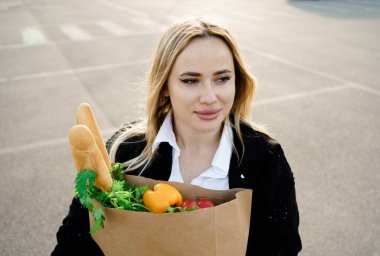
[90,175,252,256]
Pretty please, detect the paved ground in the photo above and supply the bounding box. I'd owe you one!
[0,0,379,255]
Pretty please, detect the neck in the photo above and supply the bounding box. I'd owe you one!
[173,123,223,153]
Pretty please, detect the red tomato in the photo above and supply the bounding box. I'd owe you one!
[196,199,214,208]
[181,199,197,209]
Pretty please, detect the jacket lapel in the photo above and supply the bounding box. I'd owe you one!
[141,142,172,181]
[228,123,275,202]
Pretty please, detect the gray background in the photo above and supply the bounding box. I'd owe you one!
[0,0,379,255]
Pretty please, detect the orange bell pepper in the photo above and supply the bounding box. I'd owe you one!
[143,183,183,213]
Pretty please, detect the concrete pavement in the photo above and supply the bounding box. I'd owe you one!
[0,0,379,255]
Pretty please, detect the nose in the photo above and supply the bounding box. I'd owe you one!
[199,83,217,104]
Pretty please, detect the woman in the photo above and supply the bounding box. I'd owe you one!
[52,19,302,255]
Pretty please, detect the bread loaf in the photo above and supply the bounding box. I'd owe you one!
[69,124,113,192]
[76,103,112,170]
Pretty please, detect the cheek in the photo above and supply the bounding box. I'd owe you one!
[168,88,192,111]
[169,87,186,103]
[223,85,236,104]
[170,86,198,103]
[224,87,236,114]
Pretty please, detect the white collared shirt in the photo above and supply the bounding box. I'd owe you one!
[152,111,233,190]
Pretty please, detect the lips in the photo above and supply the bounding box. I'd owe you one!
[194,109,221,120]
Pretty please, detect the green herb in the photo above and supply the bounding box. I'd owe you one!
[90,207,105,233]
[74,169,96,212]
[74,164,150,234]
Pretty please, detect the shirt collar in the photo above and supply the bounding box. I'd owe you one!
[208,124,233,178]
[152,110,180,153]
[152,110,233,178]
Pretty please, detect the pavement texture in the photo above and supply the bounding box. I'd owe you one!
[0,0,379,255]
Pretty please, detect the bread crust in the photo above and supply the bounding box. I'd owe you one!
[69,118,113,192]
[76,103,112,170]
[69,124,94,172]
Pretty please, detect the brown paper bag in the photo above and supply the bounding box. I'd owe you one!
[90,175,252,256]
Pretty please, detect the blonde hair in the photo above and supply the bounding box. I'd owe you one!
[110,19,269,173]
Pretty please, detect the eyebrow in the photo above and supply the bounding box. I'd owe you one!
[179,69,232,77]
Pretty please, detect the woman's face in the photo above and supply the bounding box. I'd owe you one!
[166,36,235,134]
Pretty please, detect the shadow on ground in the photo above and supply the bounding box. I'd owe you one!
[288,0,380,19]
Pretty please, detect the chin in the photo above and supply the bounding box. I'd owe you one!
[193,118,224,133]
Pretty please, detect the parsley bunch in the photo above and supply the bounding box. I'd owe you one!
[74,163,150,234]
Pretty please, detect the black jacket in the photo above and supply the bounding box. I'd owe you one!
[52,122,302,255]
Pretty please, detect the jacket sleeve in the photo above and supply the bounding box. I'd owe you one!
[267,145,302,255]
[246,143,302,256]
[51,197,104,256]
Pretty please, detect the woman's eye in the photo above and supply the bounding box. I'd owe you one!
[180,79,198,85]
[216,76,231,83]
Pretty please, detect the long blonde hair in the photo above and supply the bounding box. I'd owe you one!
[110,19,267,173]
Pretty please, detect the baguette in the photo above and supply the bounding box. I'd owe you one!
[76,103,112,170]
[69,124,113,192]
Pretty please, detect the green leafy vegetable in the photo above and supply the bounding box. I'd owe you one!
[74,170,96,212]
[90,207,105,234]
[74,164,150,233]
